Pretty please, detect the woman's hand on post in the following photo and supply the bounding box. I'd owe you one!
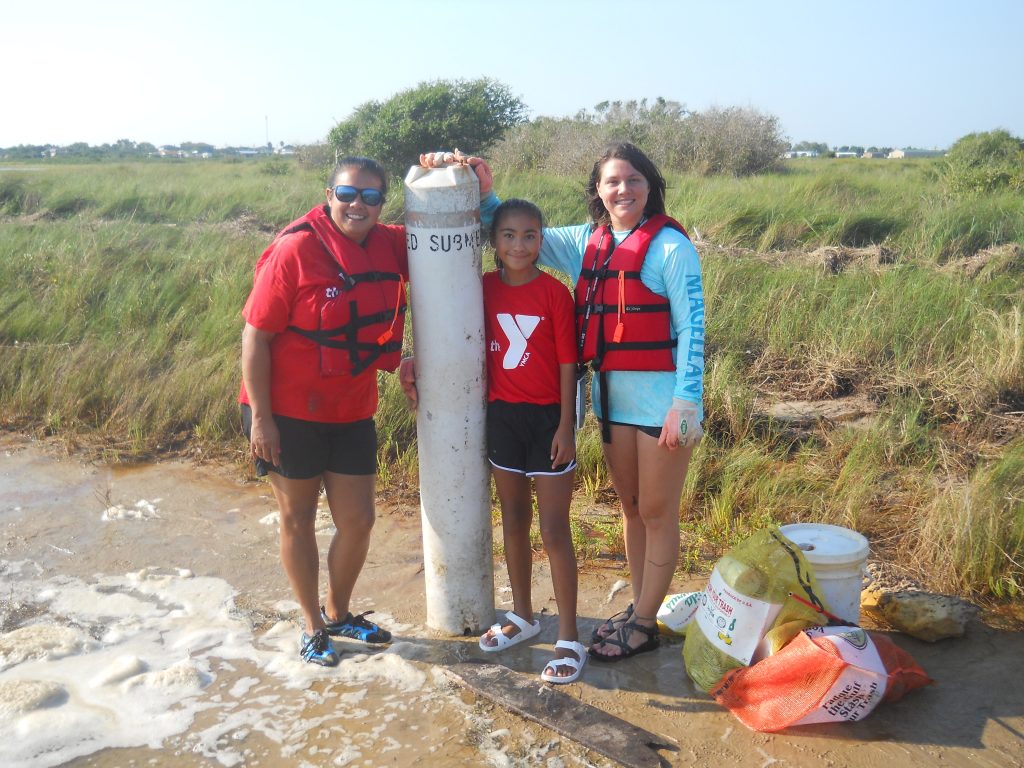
[465,155,493,196]
[399,356,418,410]
[659,398,703,450]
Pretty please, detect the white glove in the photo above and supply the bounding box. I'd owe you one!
[661,398,703,449]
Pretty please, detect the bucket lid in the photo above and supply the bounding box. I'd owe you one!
[779,523,869,564]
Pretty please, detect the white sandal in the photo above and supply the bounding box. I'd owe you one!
[478,610,541,652]
[540,639,587,684]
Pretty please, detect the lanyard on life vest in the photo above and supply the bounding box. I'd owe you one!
[376,274,405,346]
[614,270,626,343]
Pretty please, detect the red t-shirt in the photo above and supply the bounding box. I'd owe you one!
[483,270,576,405]
[240,212,408,423]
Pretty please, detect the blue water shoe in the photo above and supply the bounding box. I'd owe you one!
[321,608,392,644]
[300,629,340,666]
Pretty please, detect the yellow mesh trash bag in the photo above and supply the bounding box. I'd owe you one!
[683,527,829,692]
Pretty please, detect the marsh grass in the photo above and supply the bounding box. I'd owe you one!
[678,160,1024,261]
[1,159,1021,601]
[918,440,1024,597]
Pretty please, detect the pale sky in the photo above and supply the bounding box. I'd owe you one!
[3,0,1022,150]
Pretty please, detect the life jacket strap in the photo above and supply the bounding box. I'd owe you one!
[577,303,671,315]
[288,296,407,375]
[580,267,643,281]
[604,339,677,352]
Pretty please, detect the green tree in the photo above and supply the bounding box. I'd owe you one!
[65,142,96,158]
[180,141,216,155]
[942,129,1024,194]
[687,106,789,175]
[793,141,828,155]
[491,100,787,176]
[327,78,527,172]
[2,144,48,159]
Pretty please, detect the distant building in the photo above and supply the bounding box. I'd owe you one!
[834,151,860,158]
[784,150,819,158]
[275,145,296,155]
[888,149,946,159]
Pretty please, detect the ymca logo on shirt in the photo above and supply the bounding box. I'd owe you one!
[494,314,541,369]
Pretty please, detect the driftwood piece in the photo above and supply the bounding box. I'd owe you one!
[447,661,675,768]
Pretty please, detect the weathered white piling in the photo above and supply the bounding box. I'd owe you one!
[403,164,494,635]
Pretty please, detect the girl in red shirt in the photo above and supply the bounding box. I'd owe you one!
[476,200,585,684]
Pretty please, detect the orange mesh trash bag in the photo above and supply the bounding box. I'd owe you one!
[710,626,932,731]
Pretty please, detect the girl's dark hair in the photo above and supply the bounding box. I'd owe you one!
[584,142,666,227]
[327,156,388,197]
[489,198,545,269]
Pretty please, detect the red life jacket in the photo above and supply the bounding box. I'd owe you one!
[257,205,407,376]
[574,214,689,372]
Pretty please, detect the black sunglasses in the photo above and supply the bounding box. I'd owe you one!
[332,185,384,207]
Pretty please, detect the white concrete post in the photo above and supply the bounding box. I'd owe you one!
[403,164,494,635]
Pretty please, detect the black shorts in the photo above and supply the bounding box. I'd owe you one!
[487,400,575,477]
[601,419,662,439]
[241,405,377,479]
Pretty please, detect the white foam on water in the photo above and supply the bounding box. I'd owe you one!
[259,512,280,526]
[0,559,500,768]
[101,498,161,521]
[606,579,629,603]
[2,560,42,577]
[0,624,98,672]
[228,675,259,698]
[0,679,68,717]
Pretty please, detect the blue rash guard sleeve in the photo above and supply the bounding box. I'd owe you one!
[643,231,705,409]
[479,192,500,231]
[538,224,591,284]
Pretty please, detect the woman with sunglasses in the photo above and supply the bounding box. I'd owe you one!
[240,155,492,666]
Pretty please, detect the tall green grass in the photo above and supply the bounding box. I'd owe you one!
[671,160,1024,261]
[704,254,1023,417]
[1,159,1021,600]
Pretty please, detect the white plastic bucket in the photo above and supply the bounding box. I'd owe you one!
[779,523,870,624]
